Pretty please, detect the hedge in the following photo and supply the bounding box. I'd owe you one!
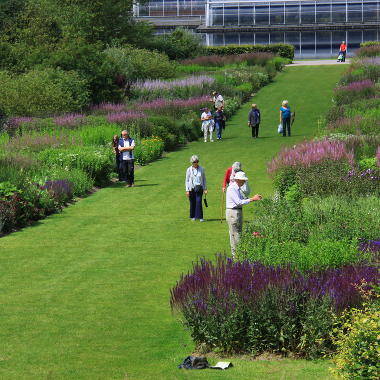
[205,44,294,60]
[360,41,380,47]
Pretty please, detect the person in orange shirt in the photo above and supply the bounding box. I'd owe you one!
[339,41,347,62]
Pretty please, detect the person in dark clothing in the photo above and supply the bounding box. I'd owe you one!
[214,107,225,140]
[118,130,136,187]
[248,104,261,138]
[280,100,291,137]
[112,134,122,181]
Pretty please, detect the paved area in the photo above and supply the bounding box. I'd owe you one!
[287,59,350,66]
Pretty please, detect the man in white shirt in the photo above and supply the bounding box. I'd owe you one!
[226,171,262,258]
[118,130,135,187]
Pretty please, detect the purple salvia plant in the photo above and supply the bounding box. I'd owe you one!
[268,139,354,174]
[170,257,379,314]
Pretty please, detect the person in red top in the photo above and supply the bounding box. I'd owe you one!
[339,41,347,62]
[222,162,242,192]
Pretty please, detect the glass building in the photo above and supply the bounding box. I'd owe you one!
[205,0,380,27]
[134,0,380,57]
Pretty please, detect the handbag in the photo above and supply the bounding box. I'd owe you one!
[278,123,283,134]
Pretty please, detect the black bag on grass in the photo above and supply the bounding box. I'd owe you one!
[178,356,209,370]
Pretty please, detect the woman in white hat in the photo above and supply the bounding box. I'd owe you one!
[226,171,262,257]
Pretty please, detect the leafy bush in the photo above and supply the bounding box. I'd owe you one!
[331,296,380,379]
[104,46,173,86]
[238,196,380,270]
[134,137,164,165]
[205,44,295,60]
[170,257,378,357]
[38,146,113,186]
[151,28,203,60]
[0,68,90,117]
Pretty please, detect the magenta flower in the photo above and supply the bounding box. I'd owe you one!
[268,139,354,174]
[133,76,215,91]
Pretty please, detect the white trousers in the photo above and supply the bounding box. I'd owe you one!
[203,127,214,142]
[226,208,243,258]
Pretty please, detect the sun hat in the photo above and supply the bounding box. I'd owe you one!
[234,171,248,181]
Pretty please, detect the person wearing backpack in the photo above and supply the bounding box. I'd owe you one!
[118,130,135,187]
[248,103,261,138]
[280,100,291,137]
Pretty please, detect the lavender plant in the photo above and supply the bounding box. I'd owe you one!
[170,256,379,357]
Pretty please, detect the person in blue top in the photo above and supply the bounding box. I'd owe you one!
[280,100,291,137]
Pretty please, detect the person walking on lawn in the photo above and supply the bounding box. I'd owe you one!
[118,130,135,187]
[226,171,262,258]
[248,103,261,138]
[201,107,214,142]
[214,107,225,140]
[185,155,207,222]
[280,100,292,137]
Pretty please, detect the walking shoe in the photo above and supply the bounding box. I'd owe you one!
[204,140,207,142]
[199,219,205,222]
[191,218,196,221]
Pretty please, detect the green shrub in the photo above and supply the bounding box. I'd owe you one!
[331,301,380,379]
[359,157,377,170]
[205,44,295,60]
[360,41,380,47]
[0,68,90,116]
[151,28,203,60]
[38,146,113,186]
[104,46,173,85]
[134,137,164,165]
[237,196,380,270]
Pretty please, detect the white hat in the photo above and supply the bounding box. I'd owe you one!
[234,171,248,181]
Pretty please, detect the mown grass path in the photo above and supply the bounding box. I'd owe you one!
[0,66,346,379]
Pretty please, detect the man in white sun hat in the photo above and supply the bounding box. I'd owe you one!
[226,171,262,258]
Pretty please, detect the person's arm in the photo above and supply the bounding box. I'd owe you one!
[201,167,208,194]
[222,168,230,191]
[279,109,282,123]
[185,168,191,196]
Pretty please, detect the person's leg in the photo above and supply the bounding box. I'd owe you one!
[127,159,134,185]
[203,126,207,142]
[285,118,291,136]
[226,209,242,258]
[119,160,127,182]
[194,189,203,219]
[282,119,286,137]
[189,190,196,219]
[116,156,122,181]
[251,125,255,138]
[210,127,214,142]
[255,123,260,138]
[342,51,346,62]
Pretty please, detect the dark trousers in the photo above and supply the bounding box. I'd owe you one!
[282,118,291,137]
[115,155,122,181]
[251,123,259,138]
[215,121,223,139]
[341,50,346,62]
[120,159,134,185]
[189,189,203,219]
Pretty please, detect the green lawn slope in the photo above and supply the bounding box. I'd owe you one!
[0,65,346,379]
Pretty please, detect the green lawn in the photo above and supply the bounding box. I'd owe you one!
[0,65,346,379]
